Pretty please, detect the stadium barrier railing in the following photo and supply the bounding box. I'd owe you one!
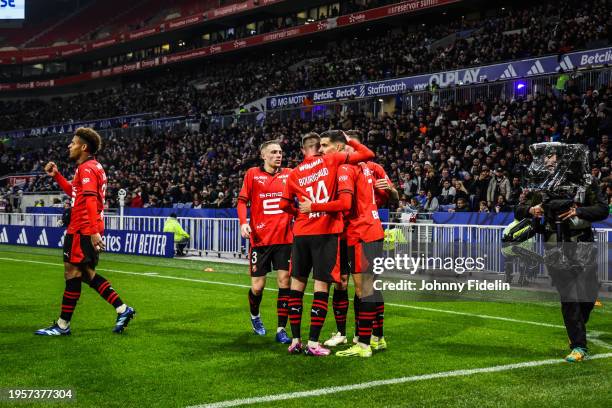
[1,213,609,285]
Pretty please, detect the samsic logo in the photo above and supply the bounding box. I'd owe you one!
[259,192,282,198]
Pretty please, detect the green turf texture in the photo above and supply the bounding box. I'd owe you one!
[0,245,610,408]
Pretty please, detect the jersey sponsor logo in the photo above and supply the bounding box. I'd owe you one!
[278,174,289,179]
[298,158,323,171]
[298,167,329,187]
[263,198,283,215]
[259,192,282,198]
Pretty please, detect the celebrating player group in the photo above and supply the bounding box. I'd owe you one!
[33,126,396,359]
[238,130,398,357]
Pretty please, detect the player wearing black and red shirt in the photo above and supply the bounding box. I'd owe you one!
[280,131,374,356]
[301,130,397,357]
[237,140,294,343]
[35,128,135,336]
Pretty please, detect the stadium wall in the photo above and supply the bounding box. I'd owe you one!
[0,225,174,257]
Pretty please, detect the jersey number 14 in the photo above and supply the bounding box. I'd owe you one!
[305,180,330,203]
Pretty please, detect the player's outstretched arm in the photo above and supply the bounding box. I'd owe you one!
[300,192,352,213]
[344,132,375,164]
[45,161,72,196]
[327,132,374,165]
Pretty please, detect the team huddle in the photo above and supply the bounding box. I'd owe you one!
[33,127,395,359]
[238,130,398,357]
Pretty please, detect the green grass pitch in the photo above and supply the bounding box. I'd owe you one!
[0,245,610,408]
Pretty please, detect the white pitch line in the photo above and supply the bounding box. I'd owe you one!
[187,353,612,408]
[589,331,612,349]
[385,303,566,328]
[0,256,607,332]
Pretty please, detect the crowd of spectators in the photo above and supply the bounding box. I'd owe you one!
[2,75,611,215]
[0,0,609,132]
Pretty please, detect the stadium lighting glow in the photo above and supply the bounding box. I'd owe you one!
[516,81,526,90]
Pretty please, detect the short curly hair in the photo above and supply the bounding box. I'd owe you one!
[75,127,102,154]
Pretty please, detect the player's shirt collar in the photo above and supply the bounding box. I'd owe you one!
[78,156,95,166]
[259,165,282,176]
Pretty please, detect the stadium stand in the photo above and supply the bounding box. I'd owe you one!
[0,0,246,48]
[0,0,610,214]
[28,0,128,47]
[2,79,610,212]
[0,0,76,47]
[85,0,231,42]
[0,0,609,132]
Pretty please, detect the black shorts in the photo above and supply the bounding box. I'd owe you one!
[63,233,99,268]
[348,239,383,275]
[290,234,340,283]
[249,244,291,277]
[339,239,350,276]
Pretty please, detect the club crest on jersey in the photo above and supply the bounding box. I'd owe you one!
[82,177,91,184]
[256,223,266,230]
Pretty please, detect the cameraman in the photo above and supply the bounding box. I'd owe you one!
[515,144,608,362]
